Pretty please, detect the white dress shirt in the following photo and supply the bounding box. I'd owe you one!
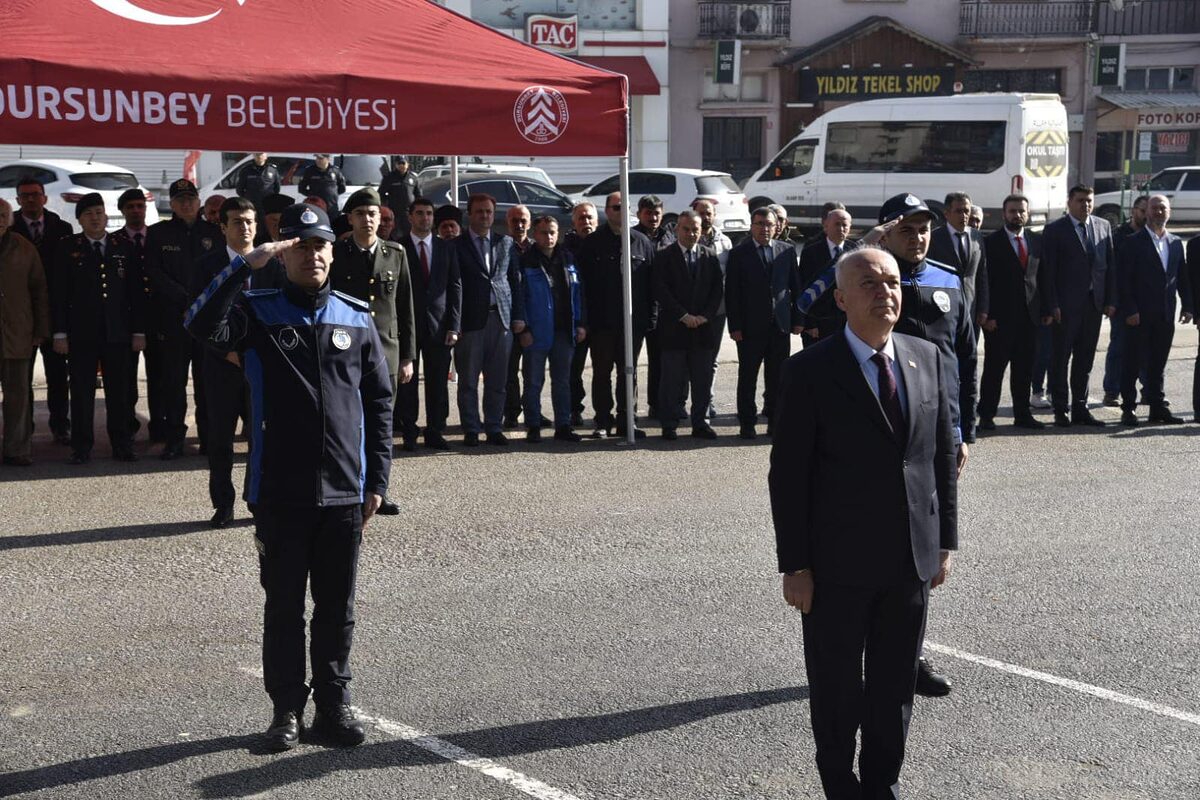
[844,325,908,419]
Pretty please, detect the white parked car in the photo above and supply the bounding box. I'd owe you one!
[0,159,159,232]
[416,162,556,188]
[198,153,392,212]
[1093,166,1200,227]
[573,168,751,235]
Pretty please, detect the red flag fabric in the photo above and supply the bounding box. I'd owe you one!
[0,0,628,156]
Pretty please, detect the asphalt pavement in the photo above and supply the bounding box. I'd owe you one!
[2,323,1199,799]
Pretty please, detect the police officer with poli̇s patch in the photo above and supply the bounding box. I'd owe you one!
[184,202,393,752]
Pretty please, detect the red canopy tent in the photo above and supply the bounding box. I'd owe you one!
[1,0,641,440]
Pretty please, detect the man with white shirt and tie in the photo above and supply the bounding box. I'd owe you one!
[397,197,462,450]
[51,193,145,464]
[1037,185,1117,427]
[797,207,857,348]
[977,194,1046,431]
[927,192,988,339]
[1117,194,1191,426]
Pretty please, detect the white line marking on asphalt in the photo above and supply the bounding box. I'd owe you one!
[926,642,1200,727]
[238,666,585,800]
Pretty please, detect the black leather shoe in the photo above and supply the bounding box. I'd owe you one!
[915,657,952,697]
[1053,412,1072,428]
[424,432,451,450]
[486,431,509,446]
[502,415,520,430]
[376,498,401,515]
[210,506,235,529]
[591,426,609,439]
[2,455,32,467]
[113,448,139,462]
[691,424,718,440]
[1149,408,1185,424]
[1102,392,1120,407]
[68,451,91,465]
[526,427,542,443]
[1071,408,1106,427]
[979,417,996,431]
[312,703,366,746]
[401,438,417,452]
[52,431,72,446]
[739,425,757,440]
[554,427,582,443]
[1013,416,1045,430]
[614,427,647,440]
[264,709,301,752]
[661,427,678,441]
[462,432,480,447]
[1121,411,1140,426]
[159,443,185,460]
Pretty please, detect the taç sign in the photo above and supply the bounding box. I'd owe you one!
[527,14,578,54]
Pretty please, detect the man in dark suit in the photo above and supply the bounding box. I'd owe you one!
[11,175,74,444]
[1038,185,1117,427]
[453,193,524,446]
[51,194,145,464]
[398,197,462,450]
[927,191,988,334]
[977,194,1046,430]
[1189,234,1200,421]
[1118,195,1191,426]
[725,206,801,439]
[190,198,263,528]
[796,206,857,346]
[769,246,956,800]
[1103,195,1149,405]
[652,210,723,441]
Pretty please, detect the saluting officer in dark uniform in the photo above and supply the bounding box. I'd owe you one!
[378,156,421,237]
[235,153,282,214]
[298,154,346,214]
[331,188,416,515]
[51,193,145,464]
[185,203,393,752]
[144,179,221,459]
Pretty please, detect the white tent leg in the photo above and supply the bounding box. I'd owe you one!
[620,154,635,446]
[450,156,460,209]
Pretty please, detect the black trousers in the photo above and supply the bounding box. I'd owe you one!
[659,346,716,430]
[29,340,70,435]
[978,316,1037,420]
[1121,317,1174,412]
[396,341,454,438]
[203,353,248,510]
[736,330,790,426]
[1049,301,1103,413]
[257,503,363,713]
[505,336,524,423]
[588,329,645,430]
[802,577,929,800]
[570,340,588,417]
[129,334,166,439]
[69,340,132,456]
[159,328,208,448]
[645,328,661,413]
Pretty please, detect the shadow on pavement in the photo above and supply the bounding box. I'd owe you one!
[192,685,808,797]
[0,519,246,552]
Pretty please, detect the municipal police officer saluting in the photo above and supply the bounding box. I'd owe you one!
[51,193,146,464]
[184,203,393,751]
[235,153,282,214]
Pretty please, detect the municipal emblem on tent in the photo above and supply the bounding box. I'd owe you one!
[513,86,570,145]
[89,0,247,27]
[301,208,319,225]
[331,329,352,350]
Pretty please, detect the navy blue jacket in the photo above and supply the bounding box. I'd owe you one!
[895,257,978,444]
[184,257,393,507]
[51,233,145,344]
[400,234,463,345]
[1039,213,1116,317]
[724,237,799,338]
[517,245,585,352]
[1117,227,1192,322]
[455,229,523,332]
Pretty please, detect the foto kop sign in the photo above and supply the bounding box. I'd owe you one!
[527,14,577,54]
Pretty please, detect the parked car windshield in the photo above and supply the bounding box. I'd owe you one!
[695,175,740,194]
[70,172,138,190]
[338,155,389,186]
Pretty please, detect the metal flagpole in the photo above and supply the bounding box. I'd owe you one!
[619,124,635,445]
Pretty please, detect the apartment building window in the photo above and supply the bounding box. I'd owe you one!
[1124,66,1194,91]
[962,69,1062,94]
[702,71,767,102]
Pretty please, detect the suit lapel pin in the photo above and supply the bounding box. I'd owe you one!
[908,360,916,368]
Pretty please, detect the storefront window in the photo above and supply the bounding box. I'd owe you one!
[1095,131,1124,173]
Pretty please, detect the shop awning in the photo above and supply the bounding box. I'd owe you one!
[576,56,661,96]
[1098,90,1200,110]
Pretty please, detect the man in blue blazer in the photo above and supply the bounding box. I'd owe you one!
[1037,185,1117,427]
[398,198,462,450]
[1118,194,1192,425]
[453,193,524,446]
[770,247,956,800]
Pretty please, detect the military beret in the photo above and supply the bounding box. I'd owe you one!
[117,188,145,210]
[75,192,105,219]
[342,187,382,214]
[262,193,292,215]
[434,204,462,226]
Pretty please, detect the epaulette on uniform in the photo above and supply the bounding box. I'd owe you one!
[379,240,402,252]
[331,290,370,311]
[925,257,959,276]
[244,288,280,297]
